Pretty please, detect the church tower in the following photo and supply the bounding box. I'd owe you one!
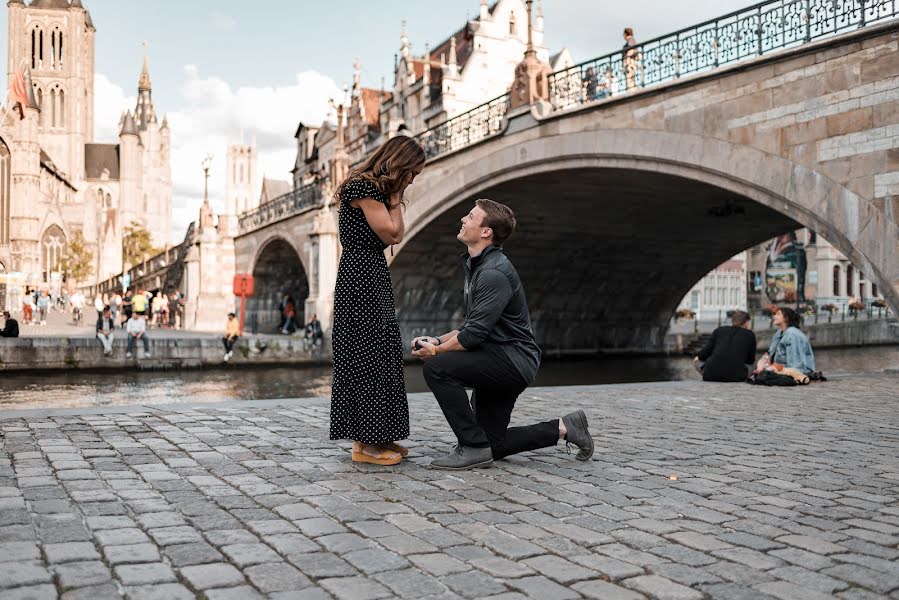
[225,142,256,217]
[7,0,95,180]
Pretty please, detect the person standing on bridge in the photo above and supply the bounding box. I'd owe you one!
[330,136,426,466]
[411,200,594,470]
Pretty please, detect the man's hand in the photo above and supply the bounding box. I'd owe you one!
[410,336,439,351]
[411,340,437,360]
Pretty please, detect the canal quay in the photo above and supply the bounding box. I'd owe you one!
[1,375,898,600]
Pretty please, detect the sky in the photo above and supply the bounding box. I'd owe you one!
[1,0,752,243]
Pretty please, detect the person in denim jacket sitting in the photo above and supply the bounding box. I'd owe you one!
[759,307,816,375]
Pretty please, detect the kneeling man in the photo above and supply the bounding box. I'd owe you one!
[412,199,594,470]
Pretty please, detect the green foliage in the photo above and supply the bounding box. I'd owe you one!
[122,220,159,268]
[59,230,93,283]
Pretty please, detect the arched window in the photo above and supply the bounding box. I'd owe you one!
[58,88,65,128]
[50,30,56,69]
[832,265,840,297]
[41,225,66,282]
[239,163,244,184]
[35,87,43,129]
[0,136,10,245]
[48,86,65,129]
[49,88,57,128]
[846,264,854,297]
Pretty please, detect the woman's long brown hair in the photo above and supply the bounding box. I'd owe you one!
[334,135,426,203]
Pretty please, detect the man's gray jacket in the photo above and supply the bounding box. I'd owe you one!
[456,245,541,384]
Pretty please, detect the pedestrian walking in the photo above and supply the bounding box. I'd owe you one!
[22,290,34,325]
[37,290,50,325]
[122,289,133,327]
[330,136,425,466]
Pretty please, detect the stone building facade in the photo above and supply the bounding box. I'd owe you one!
[677,254,748,321]
[0,0,171,307]
[291,0,574,183]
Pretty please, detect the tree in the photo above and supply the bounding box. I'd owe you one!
[59,230,93,284]
[122,220,159,268]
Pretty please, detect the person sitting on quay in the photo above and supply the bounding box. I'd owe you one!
[96,306,116,357]
[693,310,757,382]
[125,313,150,359]
[304,314,323,350]
[1,311,19,338]
[412,199,595,470]
[758,307,816,376]
[223,312,240,362]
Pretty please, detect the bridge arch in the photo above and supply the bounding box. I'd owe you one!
[248,236,310,334]
[392,128,898,352]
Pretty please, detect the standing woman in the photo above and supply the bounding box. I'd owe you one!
[330,136,426,465]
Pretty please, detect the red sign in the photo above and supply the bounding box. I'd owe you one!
[233,274,254,297]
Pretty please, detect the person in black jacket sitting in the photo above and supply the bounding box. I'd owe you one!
[1,311,19,338]
[694,310,757,382]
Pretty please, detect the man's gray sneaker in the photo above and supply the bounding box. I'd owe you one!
[562,410,594,461]
[430,445,493,470]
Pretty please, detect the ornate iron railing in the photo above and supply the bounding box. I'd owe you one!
[238,182,324,235]
[548,0,899,111]
[416,93,511,160]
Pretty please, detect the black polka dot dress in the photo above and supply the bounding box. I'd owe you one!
[330,179,409,445]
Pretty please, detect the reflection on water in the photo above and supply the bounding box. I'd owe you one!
[1,345,895,410]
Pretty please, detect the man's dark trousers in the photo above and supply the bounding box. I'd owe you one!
[423,346,557,460]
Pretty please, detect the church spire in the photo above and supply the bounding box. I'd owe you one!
[135,43,157,131]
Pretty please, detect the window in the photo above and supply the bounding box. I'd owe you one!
[0,136,9,245]
[48,86,65,129]
[30,27,45,69]
[717,288,725,305]
[35,87,43,129]
[873,283,878,297]
[690,291,700,310]
[509,13,517,35]
[833,265,840,297]
[731,288,738,305]
[41,225,66,282]
[704,287,712,304]
[846,264,854,297]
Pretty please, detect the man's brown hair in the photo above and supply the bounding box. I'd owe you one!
[731,310,750,327]
[475,199,516,245]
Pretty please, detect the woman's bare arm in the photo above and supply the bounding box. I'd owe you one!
[351,194,405,245]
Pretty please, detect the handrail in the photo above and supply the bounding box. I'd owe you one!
[237,182,324,235]
[415,93,511,160]
[547,0,898,111]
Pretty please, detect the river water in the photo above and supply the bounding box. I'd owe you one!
[2,346,896,411]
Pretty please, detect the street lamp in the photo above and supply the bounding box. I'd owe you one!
[202,154,213,204]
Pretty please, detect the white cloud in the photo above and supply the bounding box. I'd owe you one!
[92,65,341,243]
[93,73,135,142]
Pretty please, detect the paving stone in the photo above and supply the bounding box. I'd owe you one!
[373,567,448,597]
[0,541,41,561]
[444,570,507,598]
[103,543,161,565]
[776,535,848,555]
[769,566,850,594]
[572,579,647,600]
[408,552,469,576]
[822,564,899,594]
[204,587,266,600]
[59,582,121,600]
[1,584,58,600]
[220,542,282,566]
[287,552,358,578]
[178,563,246,590]
[522,554,598,583]
[163,542,223,567]
[54,561,112,590]
[114,563,177,585]
[0,561,53,588]
[343,548,410,574]
[471,556,535,578]
[93,528,151,547]
[570,553,646,580]
[244,561,311,592]
[146,526,203,546]
[264,533,319,555]
[622,574,704,600]
[508,575,581,599]
[123,583,195,600]
[754,581,836,600]
[319,576,393,600]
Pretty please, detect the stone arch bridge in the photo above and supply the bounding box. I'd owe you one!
[235,8,899,352]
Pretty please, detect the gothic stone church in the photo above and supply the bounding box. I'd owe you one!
[0,0,171,295]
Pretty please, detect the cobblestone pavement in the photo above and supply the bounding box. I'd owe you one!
[1,376,898,600]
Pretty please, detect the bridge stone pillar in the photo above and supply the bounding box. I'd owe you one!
[182,201,236,332]
[305,205,339,333]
